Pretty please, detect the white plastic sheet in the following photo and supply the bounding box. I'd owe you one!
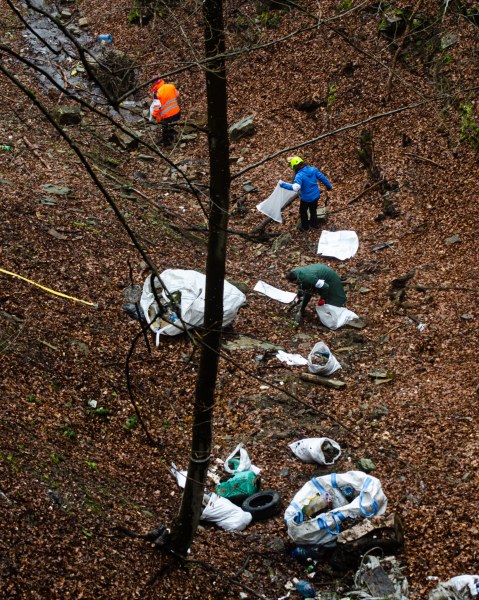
[276,351,308,366]
[284,471,387,546]
[307,341,341,375]
[317,230,359,260]
[256,183,297,223]
[140,269,246,339]
[316,304,359,330]
[254,280,297,304]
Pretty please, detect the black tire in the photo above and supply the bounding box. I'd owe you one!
[242,489,282,521]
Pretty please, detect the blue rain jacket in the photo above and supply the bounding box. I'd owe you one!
[280,165,332,202]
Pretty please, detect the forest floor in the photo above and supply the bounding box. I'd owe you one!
[1,0,479,598]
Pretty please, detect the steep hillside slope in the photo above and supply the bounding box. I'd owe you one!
[1,0,478,597]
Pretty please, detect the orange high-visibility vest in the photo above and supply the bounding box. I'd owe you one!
[152,83,180,122]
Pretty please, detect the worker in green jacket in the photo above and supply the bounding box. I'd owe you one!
[285,263,346,323]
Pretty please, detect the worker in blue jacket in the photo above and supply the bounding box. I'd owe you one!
[279,156,332,231]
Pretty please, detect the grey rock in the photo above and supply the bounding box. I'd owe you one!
[224,335,283,352]
[356,458,375,473]
[272,234,291,253]
[52,105,82,126]
[441,32,459,50]
[444,234,461,245]
[228,115,255,141]
[371,404,389,419]
[71,340,90,354]
[110,130,140,150]
[41,184,72,195]
[265,536,287,553]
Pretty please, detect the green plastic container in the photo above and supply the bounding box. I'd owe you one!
[216,471,260,503]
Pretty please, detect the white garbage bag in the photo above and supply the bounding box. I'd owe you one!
[428,576,479,600]
[284,471,387,546]
[289,438,341,465]
[140,269,246,340]
[201,493,253,531]
[316,304,359,330]
[256,183,297,223]
[307,342,341,375]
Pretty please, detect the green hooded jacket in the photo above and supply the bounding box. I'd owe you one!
[291,263,346,308]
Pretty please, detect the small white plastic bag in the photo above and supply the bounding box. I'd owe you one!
[224,442,261,475]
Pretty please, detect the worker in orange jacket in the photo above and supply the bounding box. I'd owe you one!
[149,79,181,146]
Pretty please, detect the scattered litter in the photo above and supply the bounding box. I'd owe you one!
[87,399,97,409]
[316,304,359,330]
[296,579,317,598]
[418,323,426,332]
[253,280,297,304]
[256,182,297,223]
[345,555,408,599]
[276,350,308,366]
[284,471,387,546]
[317,230,359,260]
[289,438,341,465]
[428,575,479,599]
[97,34,113,44]
[307,341,341,375]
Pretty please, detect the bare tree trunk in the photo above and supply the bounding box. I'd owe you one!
[169,0,230,555]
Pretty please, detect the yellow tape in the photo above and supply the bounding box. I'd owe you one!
[0,268,97,308]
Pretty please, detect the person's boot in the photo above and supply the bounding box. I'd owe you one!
[296,223,309,231]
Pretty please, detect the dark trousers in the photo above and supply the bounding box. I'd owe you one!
[299,198,319,229]
[161,112,181,145]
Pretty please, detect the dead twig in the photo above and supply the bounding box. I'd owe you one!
[22,137,51,171]
[347,180,384,205]
[404,153,444,168]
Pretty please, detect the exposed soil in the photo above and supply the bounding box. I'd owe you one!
[1,0,479,598]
